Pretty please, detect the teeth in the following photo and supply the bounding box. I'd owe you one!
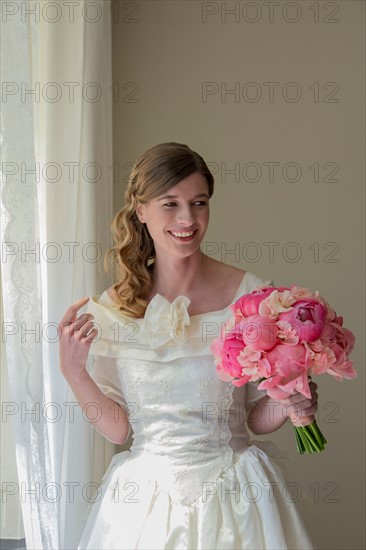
[171,231,195,238]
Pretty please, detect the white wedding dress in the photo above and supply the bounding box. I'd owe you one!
[78,271,314,550]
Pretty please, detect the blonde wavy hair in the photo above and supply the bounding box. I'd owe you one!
[104,142,215,318]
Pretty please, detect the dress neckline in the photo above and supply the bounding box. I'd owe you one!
[103,270,250,320]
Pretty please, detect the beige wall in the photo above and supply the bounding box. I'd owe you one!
[112,1,365,548]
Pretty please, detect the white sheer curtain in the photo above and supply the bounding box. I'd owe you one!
[0,1,117,548]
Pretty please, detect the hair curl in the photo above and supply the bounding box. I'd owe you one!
[104,142,215,318]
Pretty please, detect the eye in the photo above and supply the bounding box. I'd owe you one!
[163,202,177,207]
[193,201,207,206]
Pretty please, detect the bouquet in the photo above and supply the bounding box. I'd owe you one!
[210,284,357,454]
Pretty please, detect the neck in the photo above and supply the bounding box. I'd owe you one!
[149,250,213,300]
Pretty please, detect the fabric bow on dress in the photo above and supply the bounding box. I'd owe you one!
[142,294,191,348]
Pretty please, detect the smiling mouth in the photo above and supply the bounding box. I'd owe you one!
[168,229,198,241]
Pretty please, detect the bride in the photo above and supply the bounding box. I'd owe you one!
[59,142,317,549]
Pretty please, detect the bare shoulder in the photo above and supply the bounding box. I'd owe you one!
[204,257,247,293]
[206,257,245,278]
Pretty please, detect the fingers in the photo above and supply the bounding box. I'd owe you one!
[283,383,319,426]
[64,316,97,341]
[288,391,318,406]
[78,320,98,340]
[83,325,99,342]
[291,392,318,407]
[69,313,95,332]
[59,297,90,330]
[284,382,318,406]
[291,414,315,427]
[58,299,93,339]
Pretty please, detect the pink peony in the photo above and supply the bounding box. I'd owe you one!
[239,314,279,351]
[276,320,300,345]
[265,342,308,372]
[318,297,337,322]
[306,344,337,376]
[258,343,311,398]
[258,289,297,319]
[210,330,225,361]
[290,286,319,301]
[233,287,277,317]
[319,316,355,356]
[237,347,274,380]
[254,343,311,398]
[258,368,311,400]
[216,338,248,380]
[324,343,357,380]
[278,299,327,342]
[223,314,245,341]
[341,327,356,355]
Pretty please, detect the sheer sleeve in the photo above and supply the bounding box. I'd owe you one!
[245,381,267,413]
[87,290,133,440]
[89,355,132,441]
[228,383,267,451]
[90,355,127,410]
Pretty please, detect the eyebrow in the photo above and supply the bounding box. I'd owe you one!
[157,193,210,201]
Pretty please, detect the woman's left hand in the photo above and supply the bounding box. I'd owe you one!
[280,380,319,427]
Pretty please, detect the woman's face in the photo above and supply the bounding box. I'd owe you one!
[135,172,210,259]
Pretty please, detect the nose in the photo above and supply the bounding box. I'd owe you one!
[176,204,195,226]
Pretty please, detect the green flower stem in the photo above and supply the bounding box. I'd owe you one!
[292,420,327,454]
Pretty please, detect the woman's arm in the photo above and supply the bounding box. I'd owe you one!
[247,381,318,435]
[64,369,130,445]
[58,297,130,445]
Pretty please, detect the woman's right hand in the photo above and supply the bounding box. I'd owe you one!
[58,297,98,382]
